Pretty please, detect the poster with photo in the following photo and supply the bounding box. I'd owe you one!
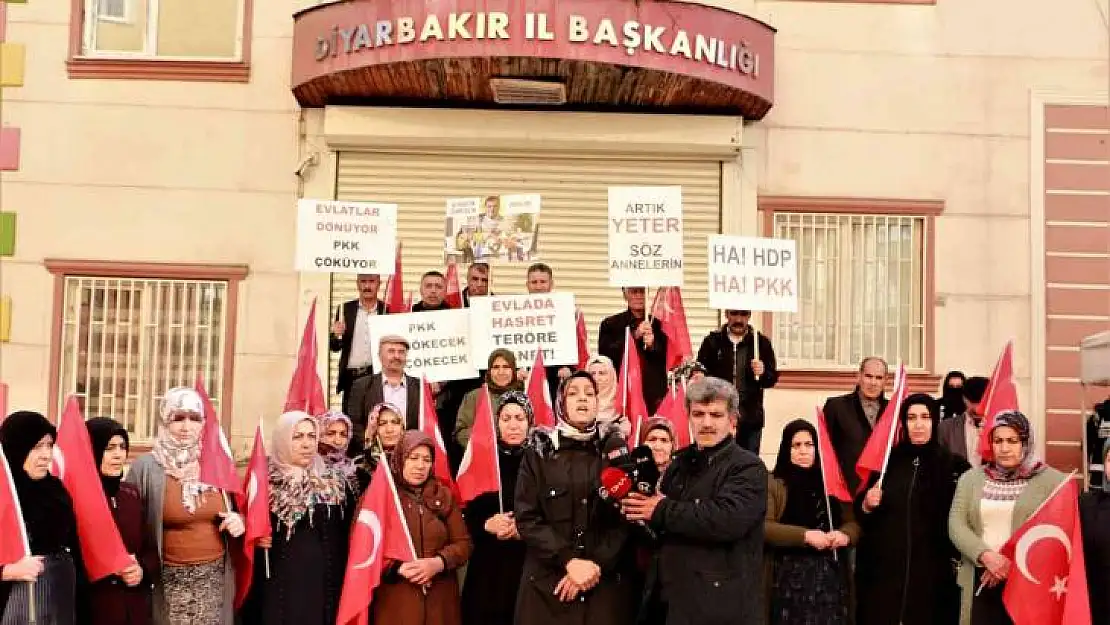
[443,194,542,263]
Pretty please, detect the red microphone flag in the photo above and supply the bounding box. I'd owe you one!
[195,376,241,494]
[977,340,1019,463]
[854,363,908,492]
[456,385,501,504]
[444,261,463,309]
[525,349,556,429]
[337,462,418,625]
[652,384,691,449]
[575,308,590,370]
[651,287,693,370]
[999,477,1090,625]
[283,298,327,417]
[618,327,650,443]
[51,397,132,581]
[419,378,458,499]
[816,406,852,503]
[0,438,30,566]
[384,243,406,314]
[234,420,272,609]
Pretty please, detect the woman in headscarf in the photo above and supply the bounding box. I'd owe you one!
[318,410,362,495]
[0,411,82,624]
[764,419,858,625]
[514,371,637,625]
[371,431,472,625]
[455,349,523,448]
[855,393,969,625]
[939,371,967,421]
[949,410,1066,625]
[126,387,245,625]
[586,354,630,439]
[358,402,403,477]
[242,411,354,625]
[460,390,533,625]
[85,417,159,625]
[1080,438,1110,623]
[639,417,676,491]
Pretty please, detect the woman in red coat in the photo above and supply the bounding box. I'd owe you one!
[85,418,159,625]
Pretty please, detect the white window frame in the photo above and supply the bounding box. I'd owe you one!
[80,0,246,62]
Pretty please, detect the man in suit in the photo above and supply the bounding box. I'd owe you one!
[598,286,669,413]
[346,334,421,457]
[823,356,888,494]
[937,375,989,467]
[329,273,387,414]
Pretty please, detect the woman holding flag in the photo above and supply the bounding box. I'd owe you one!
[241,410,354,625]
[459,390,533,625]
[763,419,858,625]
[126,387,244,625]
[0,411,82,624]
[454,349,523,448]
[855,394,968,625]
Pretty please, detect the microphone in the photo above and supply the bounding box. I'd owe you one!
[628,446,660,496]
[599,465,657,539]
[601,433,631,469]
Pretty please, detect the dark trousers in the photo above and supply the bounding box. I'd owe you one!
[971,569,1013,625]
[738,427,764,455]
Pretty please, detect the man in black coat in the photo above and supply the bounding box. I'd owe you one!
[346,334,421,457]
[622,377,768,625]
[328,273,387,415]
[822,356,888,494]
[597,286,669,414]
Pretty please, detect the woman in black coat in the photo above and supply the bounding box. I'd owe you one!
[460,390,533,625]
[514,371,637,625]
[1080,438,1110,624]
[854,394,969,625]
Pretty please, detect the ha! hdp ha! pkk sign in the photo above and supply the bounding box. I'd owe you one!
[295,199,398,274]
[607,186,684,287]
[367,309,478,382]
[707,235,798,312]
[468,292,579,367]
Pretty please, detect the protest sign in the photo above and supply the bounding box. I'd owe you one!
[367,309,477,382]
[469,292,578,367]
[443,194,541,263]
[707,235,798,312]
[296,199,398,274]
[607,186,684,287]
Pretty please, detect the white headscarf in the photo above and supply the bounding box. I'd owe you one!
[585,354,630,439]
[268,411,347,537]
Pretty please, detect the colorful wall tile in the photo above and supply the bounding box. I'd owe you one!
[0,127,19,170]
[0,42,25,87]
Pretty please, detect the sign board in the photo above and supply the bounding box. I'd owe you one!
[607,186,684,287]
[295,199,398,274]
[367,309,477,382]
[707,235,798,312]
[468,292,578,367]
[443,193,542,263]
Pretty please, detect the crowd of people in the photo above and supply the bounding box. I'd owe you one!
[0,264,1108,625]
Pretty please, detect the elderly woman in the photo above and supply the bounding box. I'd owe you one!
[514,371,637,625]
[318,410,362,495]
[949,410,1066,625]
[639,417,676,490]
[242,411,354,625]
[371,431,472,625]
[586,354,630,439]
[85,417,159,625]
[0,411,82,624]
[126,387,245,625]
[1080,438,1110,623]
[856,393,968,625]
[460,391,533,625]
[764,419,858,625]
[455,349,524,448]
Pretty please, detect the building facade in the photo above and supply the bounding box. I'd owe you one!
[1,0,1106,471]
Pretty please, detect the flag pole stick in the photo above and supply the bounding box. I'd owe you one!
[264,550,271,579]
[381,456,427,596]
[751,319,761,382]
[488,385,504,515]
[27,581,36,624]
[815,407,838,563]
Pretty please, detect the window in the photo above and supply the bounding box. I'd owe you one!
[46,261,247,442]
[97,0,128,22]
[759,197,942,390]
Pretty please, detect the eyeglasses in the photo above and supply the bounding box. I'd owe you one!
[168,412,204,424]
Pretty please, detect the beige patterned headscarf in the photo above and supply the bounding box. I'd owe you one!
[151,387,213,514]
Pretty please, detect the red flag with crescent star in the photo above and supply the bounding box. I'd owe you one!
[651,287,693,370]
[977,340,1019,464]
[283,298,327,417]
[525,349,556,429]
[195,375,242,494]
[456,385,501,503]
[0,442,29,567]
[234,420,271,609]
[419,377,459,500]
[50,396,133,581]
[337,462,417,625]
[999,476,1090,625]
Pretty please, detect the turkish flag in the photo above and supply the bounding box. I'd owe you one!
[444,261,463,309]
[575,308,589,370]
[855,363,908,492]
[283,298,327,417]
[51,396,132,581]
[456,385,502,503]
[0,441,30,566]
[233,421,271,609]
[336,463,417,625]
[618,327,650,443]
[418,378,458,499]
[383,243,407,314]
[651,287,693,370]
[652,383,691,449]
[977,340,1019,463]
[816,406,852,503]
[195,376,241,494]
[1000,477,1090,625]
[526,349,556,429]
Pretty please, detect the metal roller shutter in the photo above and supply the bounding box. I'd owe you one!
[329,150,722,400]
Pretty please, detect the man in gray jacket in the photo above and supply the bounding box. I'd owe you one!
[937,375,989,467]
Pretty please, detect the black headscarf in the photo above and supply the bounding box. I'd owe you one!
[772,419,837,531]
[939,370,966,419]
[897,393,940,455]
[485,349,523,394]
[0,411,76,555]
[85,417,129,497]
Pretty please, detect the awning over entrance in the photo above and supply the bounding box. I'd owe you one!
[291,0,776,119]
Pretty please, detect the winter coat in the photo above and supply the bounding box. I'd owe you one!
[695,328,778,432]
[1079,489,1110,624]
[86,482,159,625]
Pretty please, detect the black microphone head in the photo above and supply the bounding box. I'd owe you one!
[601,431,632,467]
[629,445,660,495]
